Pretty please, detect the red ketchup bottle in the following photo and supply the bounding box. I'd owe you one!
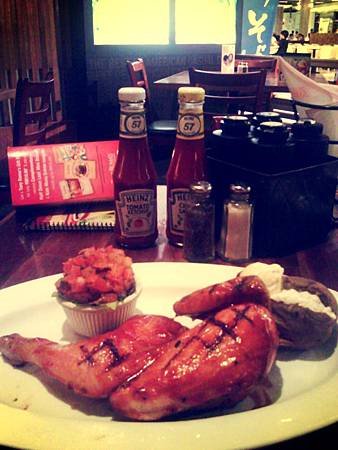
[113,87,158,248]
[166,87,207,246]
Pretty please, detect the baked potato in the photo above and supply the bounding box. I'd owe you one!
[270,276,337,350]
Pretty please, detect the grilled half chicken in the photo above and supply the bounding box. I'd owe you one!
[110,304,278,420]
[0,315,186,398]
[0,305,278,421]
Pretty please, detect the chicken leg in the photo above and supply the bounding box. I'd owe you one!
[0,314,186,398]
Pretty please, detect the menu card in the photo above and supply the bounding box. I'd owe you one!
[7,140,119,206]
[23,209,115,231]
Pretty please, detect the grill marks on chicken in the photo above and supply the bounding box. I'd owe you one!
[109,304,278,420]
[78,339,123,370]
[0,315,186,398]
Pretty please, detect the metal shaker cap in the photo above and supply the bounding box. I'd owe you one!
[190,181,212,196]
[229,183,251,201]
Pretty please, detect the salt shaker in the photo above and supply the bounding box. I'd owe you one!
[218,184,253,262]
[237,61,248,73]
[183,181,215,263]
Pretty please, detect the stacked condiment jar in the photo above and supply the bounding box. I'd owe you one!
[211,113,330,172]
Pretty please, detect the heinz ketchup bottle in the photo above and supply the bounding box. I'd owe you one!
[113,87,158,248]
[166,87,207,246]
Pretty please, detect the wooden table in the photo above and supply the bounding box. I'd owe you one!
[311,58,338,71]
[0,186,337,449]
[1,186,337,290]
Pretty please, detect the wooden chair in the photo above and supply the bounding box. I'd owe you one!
[126,58,176,140]
[12,77,54,146]
[188,68,267,132]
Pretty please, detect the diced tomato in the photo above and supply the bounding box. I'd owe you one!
[56,246,135,304]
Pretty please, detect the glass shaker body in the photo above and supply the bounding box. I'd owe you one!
[113,87,158,249]
[183,181,215,262]
[166,87,207,246]
[218,184,253,262]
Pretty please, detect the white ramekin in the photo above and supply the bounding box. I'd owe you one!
[56,282,142,337]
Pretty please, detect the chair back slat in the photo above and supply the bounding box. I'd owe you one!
[24,107,50,124]
[189,69,265,91]
[235,57,277,72]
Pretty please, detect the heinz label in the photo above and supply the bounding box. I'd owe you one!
[115,189,157,237]
[177,112,204,140]
[119,111,146,138]
[168,188,191,233]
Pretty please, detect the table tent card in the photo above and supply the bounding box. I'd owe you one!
[221,44,236,73]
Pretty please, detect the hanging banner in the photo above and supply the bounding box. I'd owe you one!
[239,0,279,55]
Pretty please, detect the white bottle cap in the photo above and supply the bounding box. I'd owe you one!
[118,87,146,102]
[178,87,205,103]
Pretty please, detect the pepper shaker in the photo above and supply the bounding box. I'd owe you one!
[218,184,253,262]
[183,181,215,263]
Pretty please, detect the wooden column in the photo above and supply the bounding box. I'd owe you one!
[299,0,311,36]
[274,6,284,35]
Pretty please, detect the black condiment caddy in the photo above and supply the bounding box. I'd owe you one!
[208,115,338,257]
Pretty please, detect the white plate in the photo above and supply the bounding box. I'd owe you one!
[0,262,337,450]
